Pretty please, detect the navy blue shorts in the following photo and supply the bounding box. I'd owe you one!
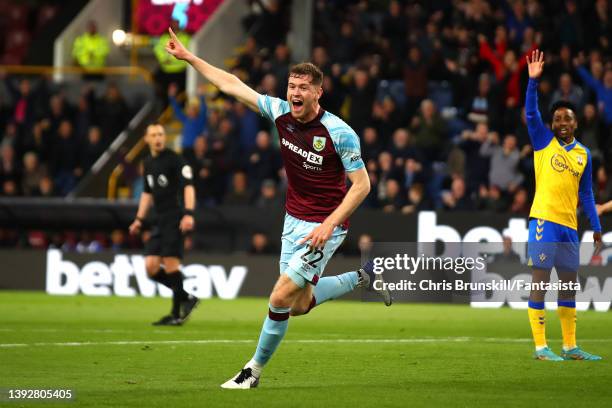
[527,218,579,272]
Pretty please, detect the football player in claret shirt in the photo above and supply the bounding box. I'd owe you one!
[524,50,603,361]
[165,28,391,388]
[129,123,199,326]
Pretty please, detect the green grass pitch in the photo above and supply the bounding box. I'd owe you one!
[1,292,611,407]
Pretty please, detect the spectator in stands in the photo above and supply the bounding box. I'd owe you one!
[74,86,96,143]
[80,126,105,174]
[442,177,474,211]
[132,162,144,200]
[72,21,110,75]
[2,179,17,196]
[224,171,250,205]
[168,83,208,154]
[575,57,612,126]
[379,178,404,213]
[96,82,128,145]
[402,183,430,214]
[234,101,259,155]
[411,99,447,162]
[0,144,19,186]
[460,123,491,191]
[184,136,213,205]
[4,77,37,132]
[110,229,127,251]
[480,133,524,193]
[478,32,536,106]
[21,151,45,196]
[550,73,584,111]
[246,130,281,193]
[249,232,274,255]
[465,73,502,128]
[348,68,376,136]
[509,187,530,215]
[403,45,429,118]
[579,104,605,160]
[49,120,80,195]
[35,176,56,197]
[255,179,281,209]
[361,127,382,166]
[476,184,508,212]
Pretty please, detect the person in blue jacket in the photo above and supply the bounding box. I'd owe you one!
[168,83,208,155]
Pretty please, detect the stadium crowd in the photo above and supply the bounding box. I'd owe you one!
[170,0,612,217]
[1,0,611,252]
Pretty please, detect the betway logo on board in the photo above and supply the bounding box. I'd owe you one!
[45,250,247,299]
[416,212,612,312]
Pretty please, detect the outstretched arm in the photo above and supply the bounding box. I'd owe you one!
[525,49,553,151]
[165,28,260,112]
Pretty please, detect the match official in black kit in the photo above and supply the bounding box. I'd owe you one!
[129,123,199,326]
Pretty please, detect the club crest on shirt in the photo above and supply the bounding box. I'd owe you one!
[157,174,168,187]
[313,136,326,152]
[577,155,584,166]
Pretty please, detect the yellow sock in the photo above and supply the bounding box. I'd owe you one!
[557,304,577,350]
[528,302,547,349]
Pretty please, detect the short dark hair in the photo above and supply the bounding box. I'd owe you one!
[550,100,577,118]
[289,62,323,86]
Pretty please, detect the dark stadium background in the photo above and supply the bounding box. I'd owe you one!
[0,0,610,294]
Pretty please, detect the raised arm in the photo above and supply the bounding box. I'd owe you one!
[165,28,260,112]
[525,49,553,151]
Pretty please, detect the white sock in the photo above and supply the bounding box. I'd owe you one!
[562,345,575,352]
[535,345,547,351]
[245,358,263,378]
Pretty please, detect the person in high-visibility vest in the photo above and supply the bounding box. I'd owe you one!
[72,21,110,73]
[154,20,191,97]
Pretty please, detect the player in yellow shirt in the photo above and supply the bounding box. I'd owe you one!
[524,49,603,361]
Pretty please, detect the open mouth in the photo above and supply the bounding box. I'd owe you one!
[291,99,304,113]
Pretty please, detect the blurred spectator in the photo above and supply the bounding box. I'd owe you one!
[550,73,584,111]
[576,59,612,126]
[348,68,376,135]
[403,46,429,117]
[249,231,274,255]
[35,176,56,197]
[184,136,220,205]
[234,101,260,154]
[465,73,502,128]
[379,178,404,212]
[72,21,109,74]
[401,183,430,214]
[110,229,127,251]
[49,120,80,195]
[480,133,524,192]
[357,233,373,254]
[442,177,474,211]
[255,179,282,209]
[246,130,281,192]
[224,171,250,205]
[494,236,521,263]
[21,151,45,196]
[168,83,208,154]
[96,83,128,144]
[0,144,19,185]
[411,99,447,162]
[460,123,491,191]
[80,127,105,174]
[76,231,103,253]
[509,187,530,215]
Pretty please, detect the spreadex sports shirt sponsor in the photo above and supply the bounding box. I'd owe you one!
[281,137,323,170]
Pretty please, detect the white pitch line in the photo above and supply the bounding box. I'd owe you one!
[1,337,612,349]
